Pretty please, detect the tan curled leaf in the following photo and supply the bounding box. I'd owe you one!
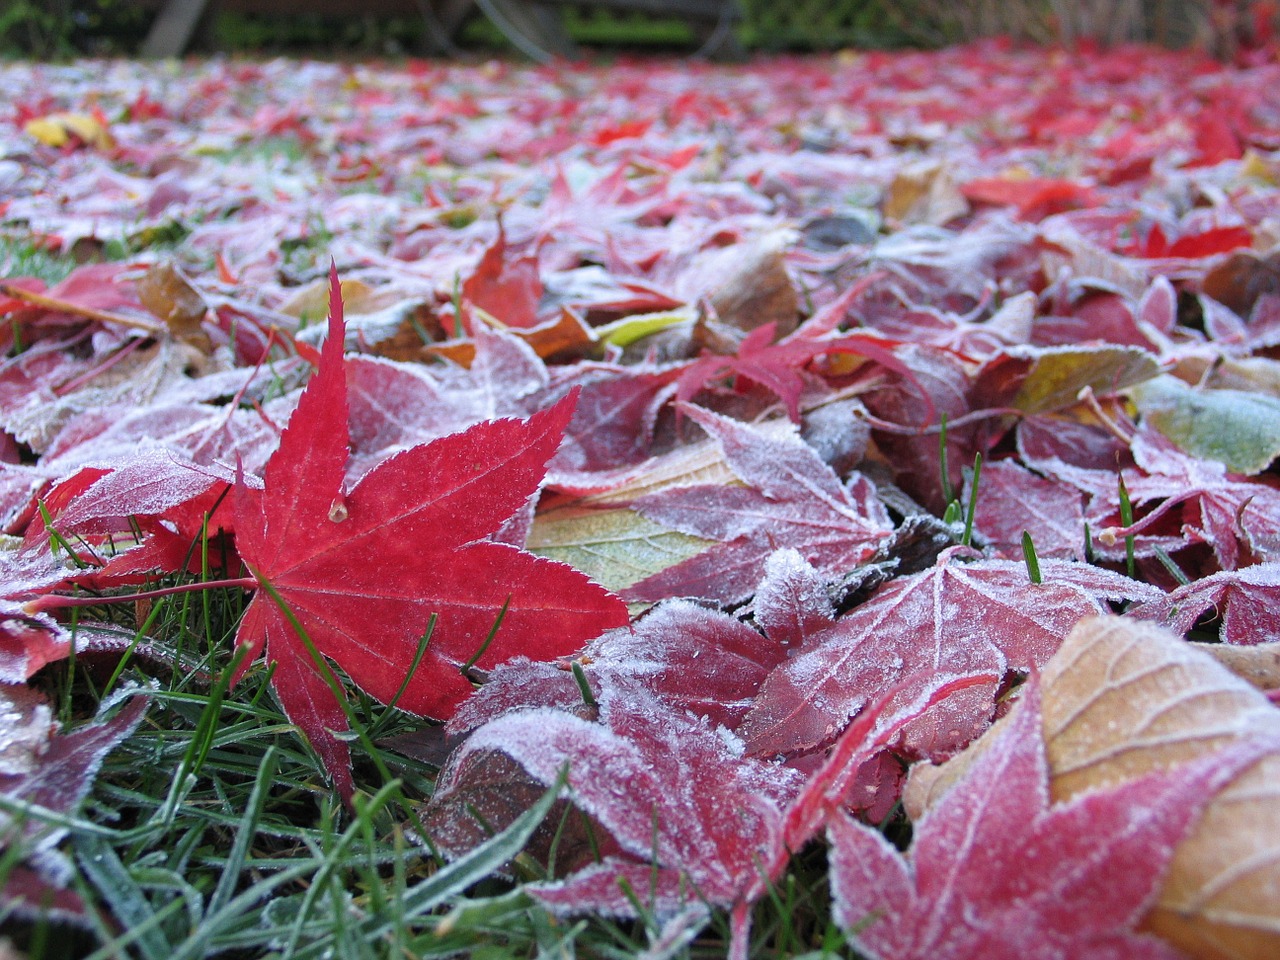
[136,261,211,352]
[884,159,970,227]
[905,615,1280,960]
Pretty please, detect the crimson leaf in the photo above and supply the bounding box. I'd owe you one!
[232,267,627,797]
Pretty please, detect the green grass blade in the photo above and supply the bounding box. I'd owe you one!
[75,834,175,960]
[938,412,953,504]
[291,767,567,959]
[961,452,983,548]
[206,746,278,917]
[1021,531,1042,584]
[571,661,597,709]
[1118,473,1136,578]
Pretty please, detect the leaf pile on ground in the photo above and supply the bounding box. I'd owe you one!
[3,40,1280,958]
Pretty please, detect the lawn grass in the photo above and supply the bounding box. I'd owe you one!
[0,237,77,287]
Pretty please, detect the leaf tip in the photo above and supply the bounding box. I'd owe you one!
[326,259,345,357]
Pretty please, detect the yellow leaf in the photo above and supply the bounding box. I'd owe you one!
[24,112,112,150]
[23,117,69,148]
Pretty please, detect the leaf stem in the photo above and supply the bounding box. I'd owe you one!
[28,577,258,613]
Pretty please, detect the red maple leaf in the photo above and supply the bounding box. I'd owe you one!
[429,660,988,941]
[461,223,542,329]
[1131,561,1280,645]
[232,267,627,797]
[741,547,1159,759]
[622,405,893,605]
[962,176,1099,221]
[673,323,916,424]
[827,679,1258,960]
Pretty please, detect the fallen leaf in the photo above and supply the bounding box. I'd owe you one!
[1130,375,1280,475]
[0,686,148,909]
[23,112,113,150]
[963,175,1098,221]
[1099,429,1280,570]
[232,268,627,797]
[833,676,1256,960]
[1202,248,1280,318]
[1009,344,1160,414]
[526,503,713,598]
[740,546,1158,759]
[462,224,543,329]
[623,405,892,605]
[135,261,212,352]
[884,160,969,226]
[906,616,1280,960]
[1130,562,1280,645]
[1196,641,1280,692]
[971,459,1087,560]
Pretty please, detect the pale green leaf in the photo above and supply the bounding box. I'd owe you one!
[1131,375,1280,475]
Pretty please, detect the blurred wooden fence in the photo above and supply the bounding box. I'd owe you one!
[137,0,1267,57]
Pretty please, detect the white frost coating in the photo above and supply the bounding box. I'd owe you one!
[0,684,54,776]
[754,548,835,647]
[56,449,220,529]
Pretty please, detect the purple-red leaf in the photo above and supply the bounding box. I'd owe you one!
[1130,561,1280,645]
[1,686,148,895]
[741,547,1159,759]
[828,679,1257,960]
[623,406,891,604]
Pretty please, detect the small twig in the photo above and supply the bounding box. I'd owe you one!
[28,577,258,613]
[0,281,164,335]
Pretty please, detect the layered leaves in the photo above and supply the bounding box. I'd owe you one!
[623,405,892,605]
[829,677,1256,960]
[741,547,1158,759]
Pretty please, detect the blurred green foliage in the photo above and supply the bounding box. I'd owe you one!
[0,0,1266,58]
[0,0,150,57]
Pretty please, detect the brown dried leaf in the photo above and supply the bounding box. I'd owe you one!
[687,231,799,338]
[1202,249,1280,318]
[884,159,970,227]
[1196,641,1280,693]
[905,615,1280,960]
[136,261,211,352]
